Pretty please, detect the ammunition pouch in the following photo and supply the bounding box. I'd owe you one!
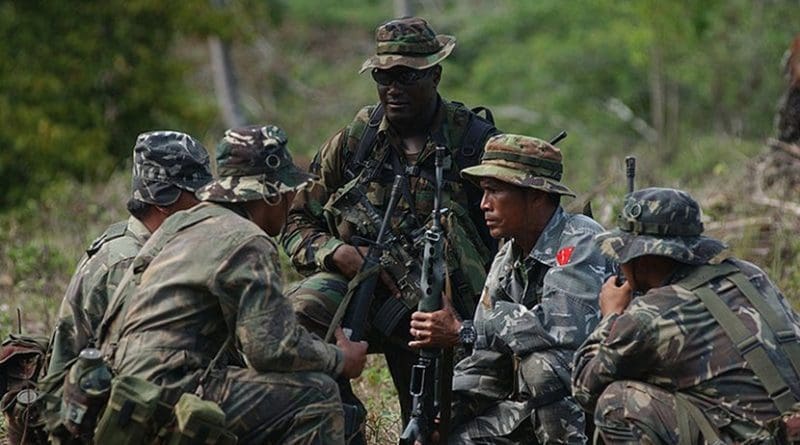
[93,375,172,445]
[166,392,237,445]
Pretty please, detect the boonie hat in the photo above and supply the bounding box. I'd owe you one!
[359,17,455,73]
[131,131,213,206]
[461,133,576,197]
[196,125,315,203]
[595,187,727,264]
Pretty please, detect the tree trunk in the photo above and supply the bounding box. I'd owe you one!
[394,0,413,18]
[208,36,244,128]
[208,0,244,128]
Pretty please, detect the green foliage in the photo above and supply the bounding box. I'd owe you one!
[0,0,216,208]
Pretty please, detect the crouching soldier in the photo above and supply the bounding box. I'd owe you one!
[433,134,613,444]
[98,125,368,444]
[573,187,800,444]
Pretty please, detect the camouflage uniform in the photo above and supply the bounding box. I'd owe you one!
[280,17,498,422]
[450,135,612,444]
[47,130,212,380]
[99,125,345,445]
[573,187,800,444]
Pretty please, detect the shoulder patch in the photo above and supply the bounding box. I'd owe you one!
[556,246,575,266]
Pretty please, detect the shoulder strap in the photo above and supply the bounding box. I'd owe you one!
[97,207,219,348]
[677,262,800,413]
[344,104,384,182]
[448,102,497,171]
[86,220,129,257]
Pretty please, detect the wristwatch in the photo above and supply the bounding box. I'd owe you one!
[459,320,477,349]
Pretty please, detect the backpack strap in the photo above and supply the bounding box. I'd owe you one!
[677,262,800,413]
[344,104,384,182]
[97,206,218,351]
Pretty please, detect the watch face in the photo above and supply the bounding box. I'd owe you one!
[460,322,477,345]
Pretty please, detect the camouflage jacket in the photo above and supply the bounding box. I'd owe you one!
[100,203,343,390]
[454,207,610,399]
[281,97,499,313]
[572,258,800,433]
[47,216,149,377]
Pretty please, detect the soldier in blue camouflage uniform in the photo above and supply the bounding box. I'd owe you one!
[573,187,800,444]
[46,131,212,382]
[280,17,499,428]
[98,125,368,445]
[441,134,612,444]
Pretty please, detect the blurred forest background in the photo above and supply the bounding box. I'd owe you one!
[1,0,799,441]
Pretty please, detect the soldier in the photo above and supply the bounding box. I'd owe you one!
[280,16,499,428]
[46,130,212,381]
[98,125,368,444]
[432,134,611,444]
[573,187,800,444]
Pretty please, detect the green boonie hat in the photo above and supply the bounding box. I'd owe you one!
[131,131,213,206]
[461,134,576,197]
[359,17,455,74]
[595,187,727,264]
[196,125,316,203]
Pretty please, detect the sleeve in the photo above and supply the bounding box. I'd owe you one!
[280,128,350,276]
[571,306,659,412]
[212,236,344,376]
[475,228,608,356]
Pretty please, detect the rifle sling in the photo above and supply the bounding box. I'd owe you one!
[678,262,800,414]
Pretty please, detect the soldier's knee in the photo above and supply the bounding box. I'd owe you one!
[304,372,341,405]
[594,380,629,424]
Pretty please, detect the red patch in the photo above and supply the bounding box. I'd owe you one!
[556,246,575,266]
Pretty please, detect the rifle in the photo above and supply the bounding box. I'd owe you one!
[339,174,405,342]
[550,130,567,146]
[616,156,636,286]
[400,146,450,445]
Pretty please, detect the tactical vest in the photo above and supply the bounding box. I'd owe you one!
[319,101,498,335]
[672,260,800,445]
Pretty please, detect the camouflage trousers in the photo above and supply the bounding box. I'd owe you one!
[450,350,586,444]
[593,381,774,445]
[203,367,344,445]
[287,272,418,423]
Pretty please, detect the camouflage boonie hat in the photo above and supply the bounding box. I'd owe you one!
[461,134,576,197]
[196,125,316,203]
[359,17,455,73]
[595,187,727,264]
[132,131,213,206]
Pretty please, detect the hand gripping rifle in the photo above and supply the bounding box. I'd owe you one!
[340,174,405,342]
[400,146,450,445]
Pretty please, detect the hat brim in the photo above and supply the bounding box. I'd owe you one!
[196,166,316,203]
[359,35,455,73]
[461,164,576,197]
[594,228,727,265]
[132,178,181,206]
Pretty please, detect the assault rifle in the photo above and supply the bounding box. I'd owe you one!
[340,174,405,342]
[400,146,450,445]
[616,156,636,286]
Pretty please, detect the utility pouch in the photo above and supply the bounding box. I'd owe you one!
[166,392,237,445]
[93,375,168,445]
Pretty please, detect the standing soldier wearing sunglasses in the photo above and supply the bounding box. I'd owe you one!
[281,16,499,441]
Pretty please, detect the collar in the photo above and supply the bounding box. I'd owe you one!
[523,206,568,267]
[127,215,152,243]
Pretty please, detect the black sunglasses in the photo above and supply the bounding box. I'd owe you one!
[371,68,432,86]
